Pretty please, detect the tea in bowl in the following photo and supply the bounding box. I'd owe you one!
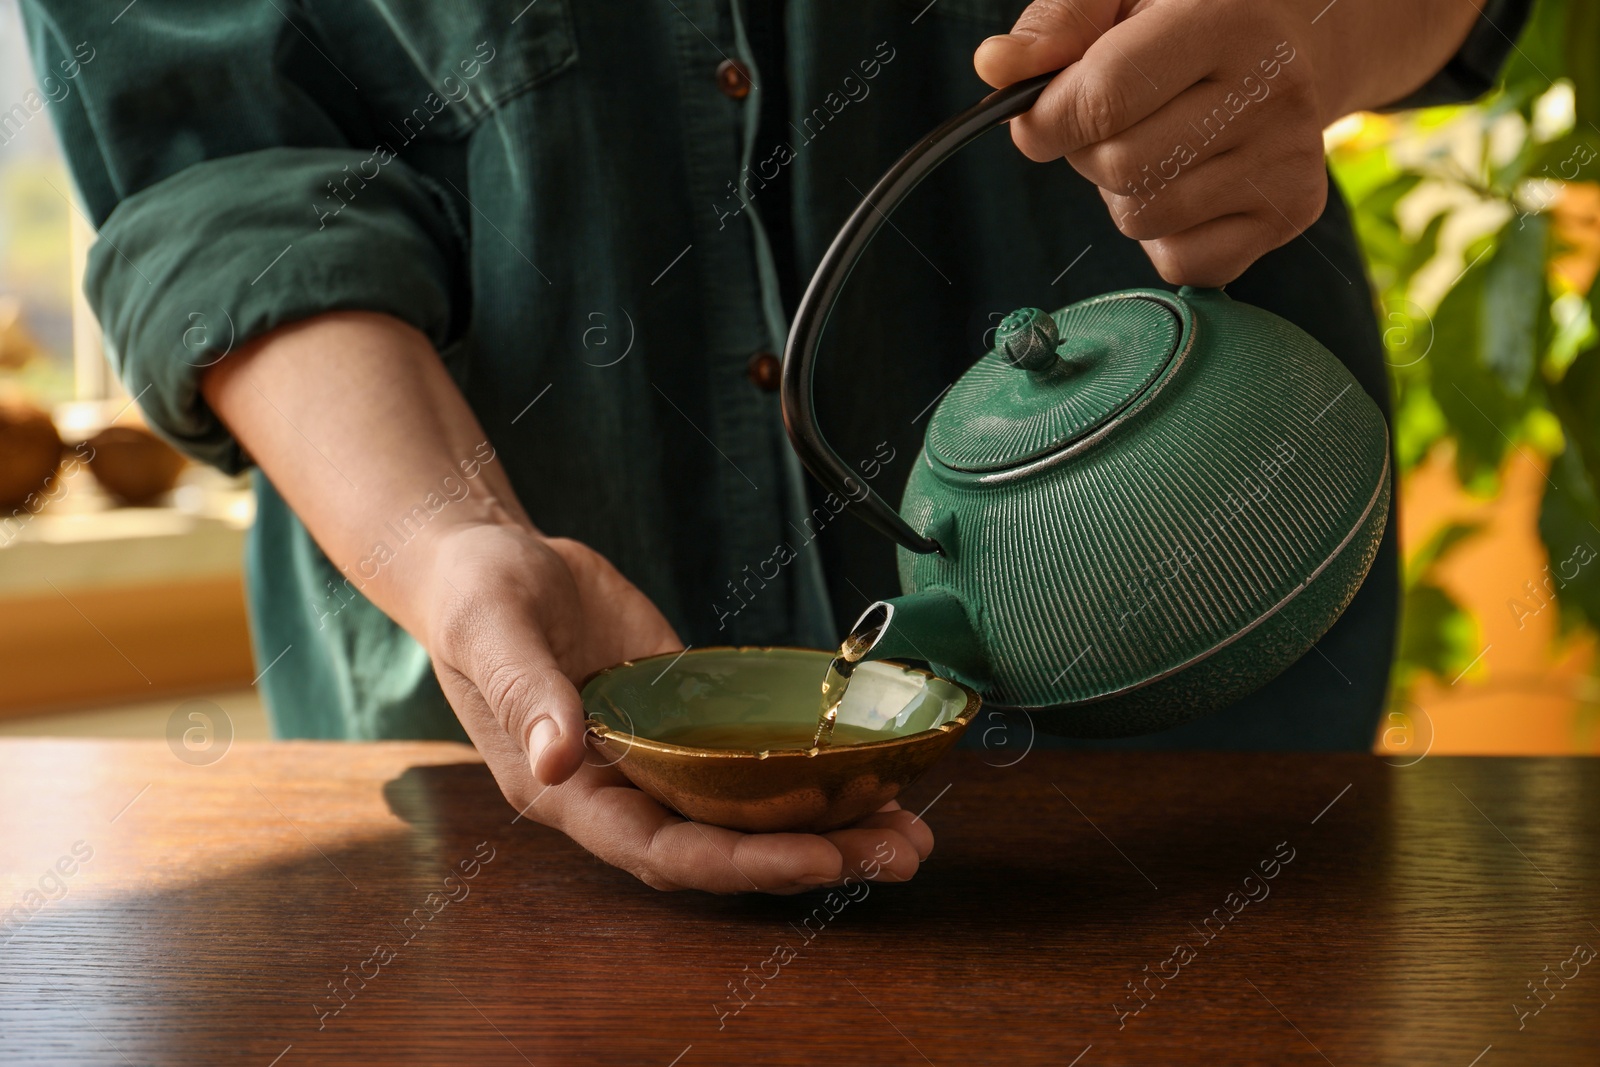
[582,647,980,833]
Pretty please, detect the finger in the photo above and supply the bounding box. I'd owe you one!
[1147,148,1327,286]
[1138,208,1304,288]
[1009,11,1217,161]
[1141,214,1269,286]
[1096,150,1259,241]
[438,661,544,814]
[852,803,935,861]
[443,596,589,787]
[559,771,845,893]
[821,827,924,883]
[542,536,683,671]
[974,0,1122,88]
[1065,79,1259,196]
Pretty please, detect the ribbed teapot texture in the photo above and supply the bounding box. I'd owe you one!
[778,72,1390,738]
[891,286,1389,735]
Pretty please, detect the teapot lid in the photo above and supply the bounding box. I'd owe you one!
[927,293,1188,473]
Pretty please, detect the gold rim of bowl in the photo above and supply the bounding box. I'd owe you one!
[581,645,983,760]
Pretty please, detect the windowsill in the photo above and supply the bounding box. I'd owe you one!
[0,463,254,597]
[0,463,259,716]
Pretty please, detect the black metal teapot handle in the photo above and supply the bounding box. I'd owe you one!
[779,71,1057,556]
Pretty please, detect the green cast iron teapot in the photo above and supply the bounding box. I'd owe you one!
[779,73,1391,737]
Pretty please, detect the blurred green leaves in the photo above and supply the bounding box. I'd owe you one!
[1541,339,1600,631]
[1331,0,1600,695]
[1483,213,1548,394]
[1395,521,1484,693]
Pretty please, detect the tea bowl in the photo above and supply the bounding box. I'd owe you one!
[582,647,980,833]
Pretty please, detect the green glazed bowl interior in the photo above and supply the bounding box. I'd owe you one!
[582,647,979,833]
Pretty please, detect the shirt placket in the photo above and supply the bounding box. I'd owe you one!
[666,0,832,647]
[727,0,837,649]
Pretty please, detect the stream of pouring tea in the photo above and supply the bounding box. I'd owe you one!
[812,630,876,748]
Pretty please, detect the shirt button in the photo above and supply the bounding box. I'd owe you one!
[746,351,781,392]
[716,58,752,100]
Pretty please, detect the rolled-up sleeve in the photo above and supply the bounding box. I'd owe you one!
[22,2,464,473]
[83,150,463,471]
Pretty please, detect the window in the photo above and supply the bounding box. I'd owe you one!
[0,0,117,406]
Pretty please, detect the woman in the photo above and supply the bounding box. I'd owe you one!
[24,0,1527,892]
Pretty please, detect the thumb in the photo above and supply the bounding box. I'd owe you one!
[518,661,589,788]
[973,0,1122,88]
[460,614,590,788]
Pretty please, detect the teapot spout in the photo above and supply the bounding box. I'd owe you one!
[847,590,990,689]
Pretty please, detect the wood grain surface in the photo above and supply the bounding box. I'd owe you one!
[0,739,1595,1066]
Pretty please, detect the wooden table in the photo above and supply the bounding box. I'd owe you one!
[1,739,1595,1065]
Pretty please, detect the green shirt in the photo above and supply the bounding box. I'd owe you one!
[22,0,1520,748]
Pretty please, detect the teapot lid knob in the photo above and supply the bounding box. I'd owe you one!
[995,307,1061,373]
